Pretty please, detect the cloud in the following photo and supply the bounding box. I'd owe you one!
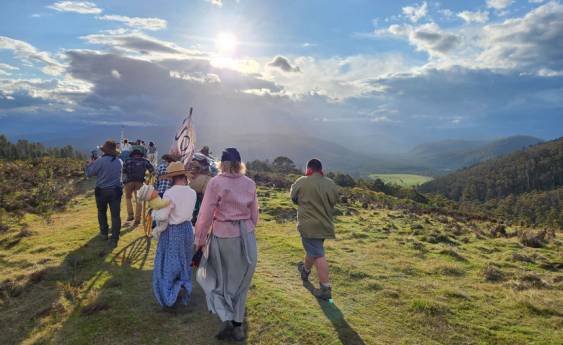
[479,1,563,73]
[96,14,167,31]
[81,31,203,58]
[0,36,65,76]
[0,63,18,76]
[267,56,301,73]
[205,0,223,7]
[487,0,513,10]
[47,1,102,14]
[457,10,489,23]
[402,2,428,23]
[386,23,461,57]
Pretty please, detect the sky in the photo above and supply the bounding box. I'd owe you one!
[0,0,562,152]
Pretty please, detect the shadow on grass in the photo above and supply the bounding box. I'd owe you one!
[112,235,151,269]
[303,280,366,345]
[0,234,117,344]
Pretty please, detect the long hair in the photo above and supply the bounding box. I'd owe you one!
[218,161,246,175]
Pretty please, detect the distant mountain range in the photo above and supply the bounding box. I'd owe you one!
[5,127,547,176]
[207,134,545,176]
[407,135,544,173]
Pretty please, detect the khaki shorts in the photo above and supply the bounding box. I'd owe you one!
[125,181,143,199]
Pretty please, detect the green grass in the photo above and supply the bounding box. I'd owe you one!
[368,173,433,187]
[1,185,562,344]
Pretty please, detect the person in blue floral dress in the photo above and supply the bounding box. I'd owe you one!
[152,162,197,308]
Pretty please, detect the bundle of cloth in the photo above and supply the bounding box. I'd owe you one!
[137,184,172,240]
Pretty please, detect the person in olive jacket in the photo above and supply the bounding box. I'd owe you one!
[290,158,338,300]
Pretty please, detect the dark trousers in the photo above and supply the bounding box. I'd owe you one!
[95,187,123,240]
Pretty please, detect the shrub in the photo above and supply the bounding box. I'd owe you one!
[482,264,505,282]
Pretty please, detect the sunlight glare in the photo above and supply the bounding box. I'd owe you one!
[215,32,238,54]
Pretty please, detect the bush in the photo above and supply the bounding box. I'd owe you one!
[333,173,355,187]
[0,157,86,218]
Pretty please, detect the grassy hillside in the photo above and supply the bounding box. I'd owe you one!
[1,182,561,344]
[368,174,433,187]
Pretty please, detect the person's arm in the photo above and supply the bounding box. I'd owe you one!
[194,180,219,247]
[290,179,301,204]
[85,158,100,177]
[328,182,338,209]
[146,160,155,174]
[250,187,259,227]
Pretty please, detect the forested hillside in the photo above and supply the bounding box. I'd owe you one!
[0,135,84,160]
[419,138,563,227]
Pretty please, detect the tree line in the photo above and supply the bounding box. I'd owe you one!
[0,135,85,160]
[419,137,563,202]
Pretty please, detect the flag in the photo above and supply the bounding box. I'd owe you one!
[171,107,196,169]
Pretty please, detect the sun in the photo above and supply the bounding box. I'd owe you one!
[215,32,238,54]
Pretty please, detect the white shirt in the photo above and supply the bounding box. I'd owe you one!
[153,185,196,225]
[122,143,132,151]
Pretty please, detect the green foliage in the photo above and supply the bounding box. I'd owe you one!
[331,172,356,187]
[0,134,85,160]
[419,137,563,227]
[271,156,298,173]
[0,157,86,219]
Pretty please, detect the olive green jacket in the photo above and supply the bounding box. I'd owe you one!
[290,173,338,239]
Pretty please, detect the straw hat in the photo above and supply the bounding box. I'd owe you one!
[162,161,189,178]
[100,140,118,156]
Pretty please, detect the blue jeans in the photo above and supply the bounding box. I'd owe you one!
[95,187,122,240]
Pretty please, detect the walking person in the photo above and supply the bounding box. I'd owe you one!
[188,153,212,225]
[152,162,197,308]
[147,142,157,166]
[195,148,259,341]
[154,154,178,197]
[123,148,154,225]
[291,159,338,300]
[85,140,123,247]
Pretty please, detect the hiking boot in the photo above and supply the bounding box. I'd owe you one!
[126,216,134,222]
[108,239,118,248]
[215,321,233,340]
[312,285,332,301]
[297,261,310,281]
[232,324,245,341]
[98,232,109,240]
[133,220,140,226]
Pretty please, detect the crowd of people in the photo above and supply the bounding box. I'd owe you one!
[85,139,338,342]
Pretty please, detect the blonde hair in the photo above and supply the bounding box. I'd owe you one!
[218,161,246,175]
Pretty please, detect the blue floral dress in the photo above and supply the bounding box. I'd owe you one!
[152,221,193,307]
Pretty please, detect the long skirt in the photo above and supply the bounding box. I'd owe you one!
[152,221,194,307]
[197,221,257,323]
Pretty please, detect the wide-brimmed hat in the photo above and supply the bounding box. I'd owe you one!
[100,140,118,156]
[162,161,189,179]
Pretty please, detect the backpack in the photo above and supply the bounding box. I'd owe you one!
[126,158,148,182]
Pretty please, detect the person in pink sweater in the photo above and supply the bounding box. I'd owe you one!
[195,148,259,342]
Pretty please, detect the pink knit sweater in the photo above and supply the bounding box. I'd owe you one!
[194,173,259,246]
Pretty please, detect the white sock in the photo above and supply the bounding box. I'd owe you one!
[321,282,331,288]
